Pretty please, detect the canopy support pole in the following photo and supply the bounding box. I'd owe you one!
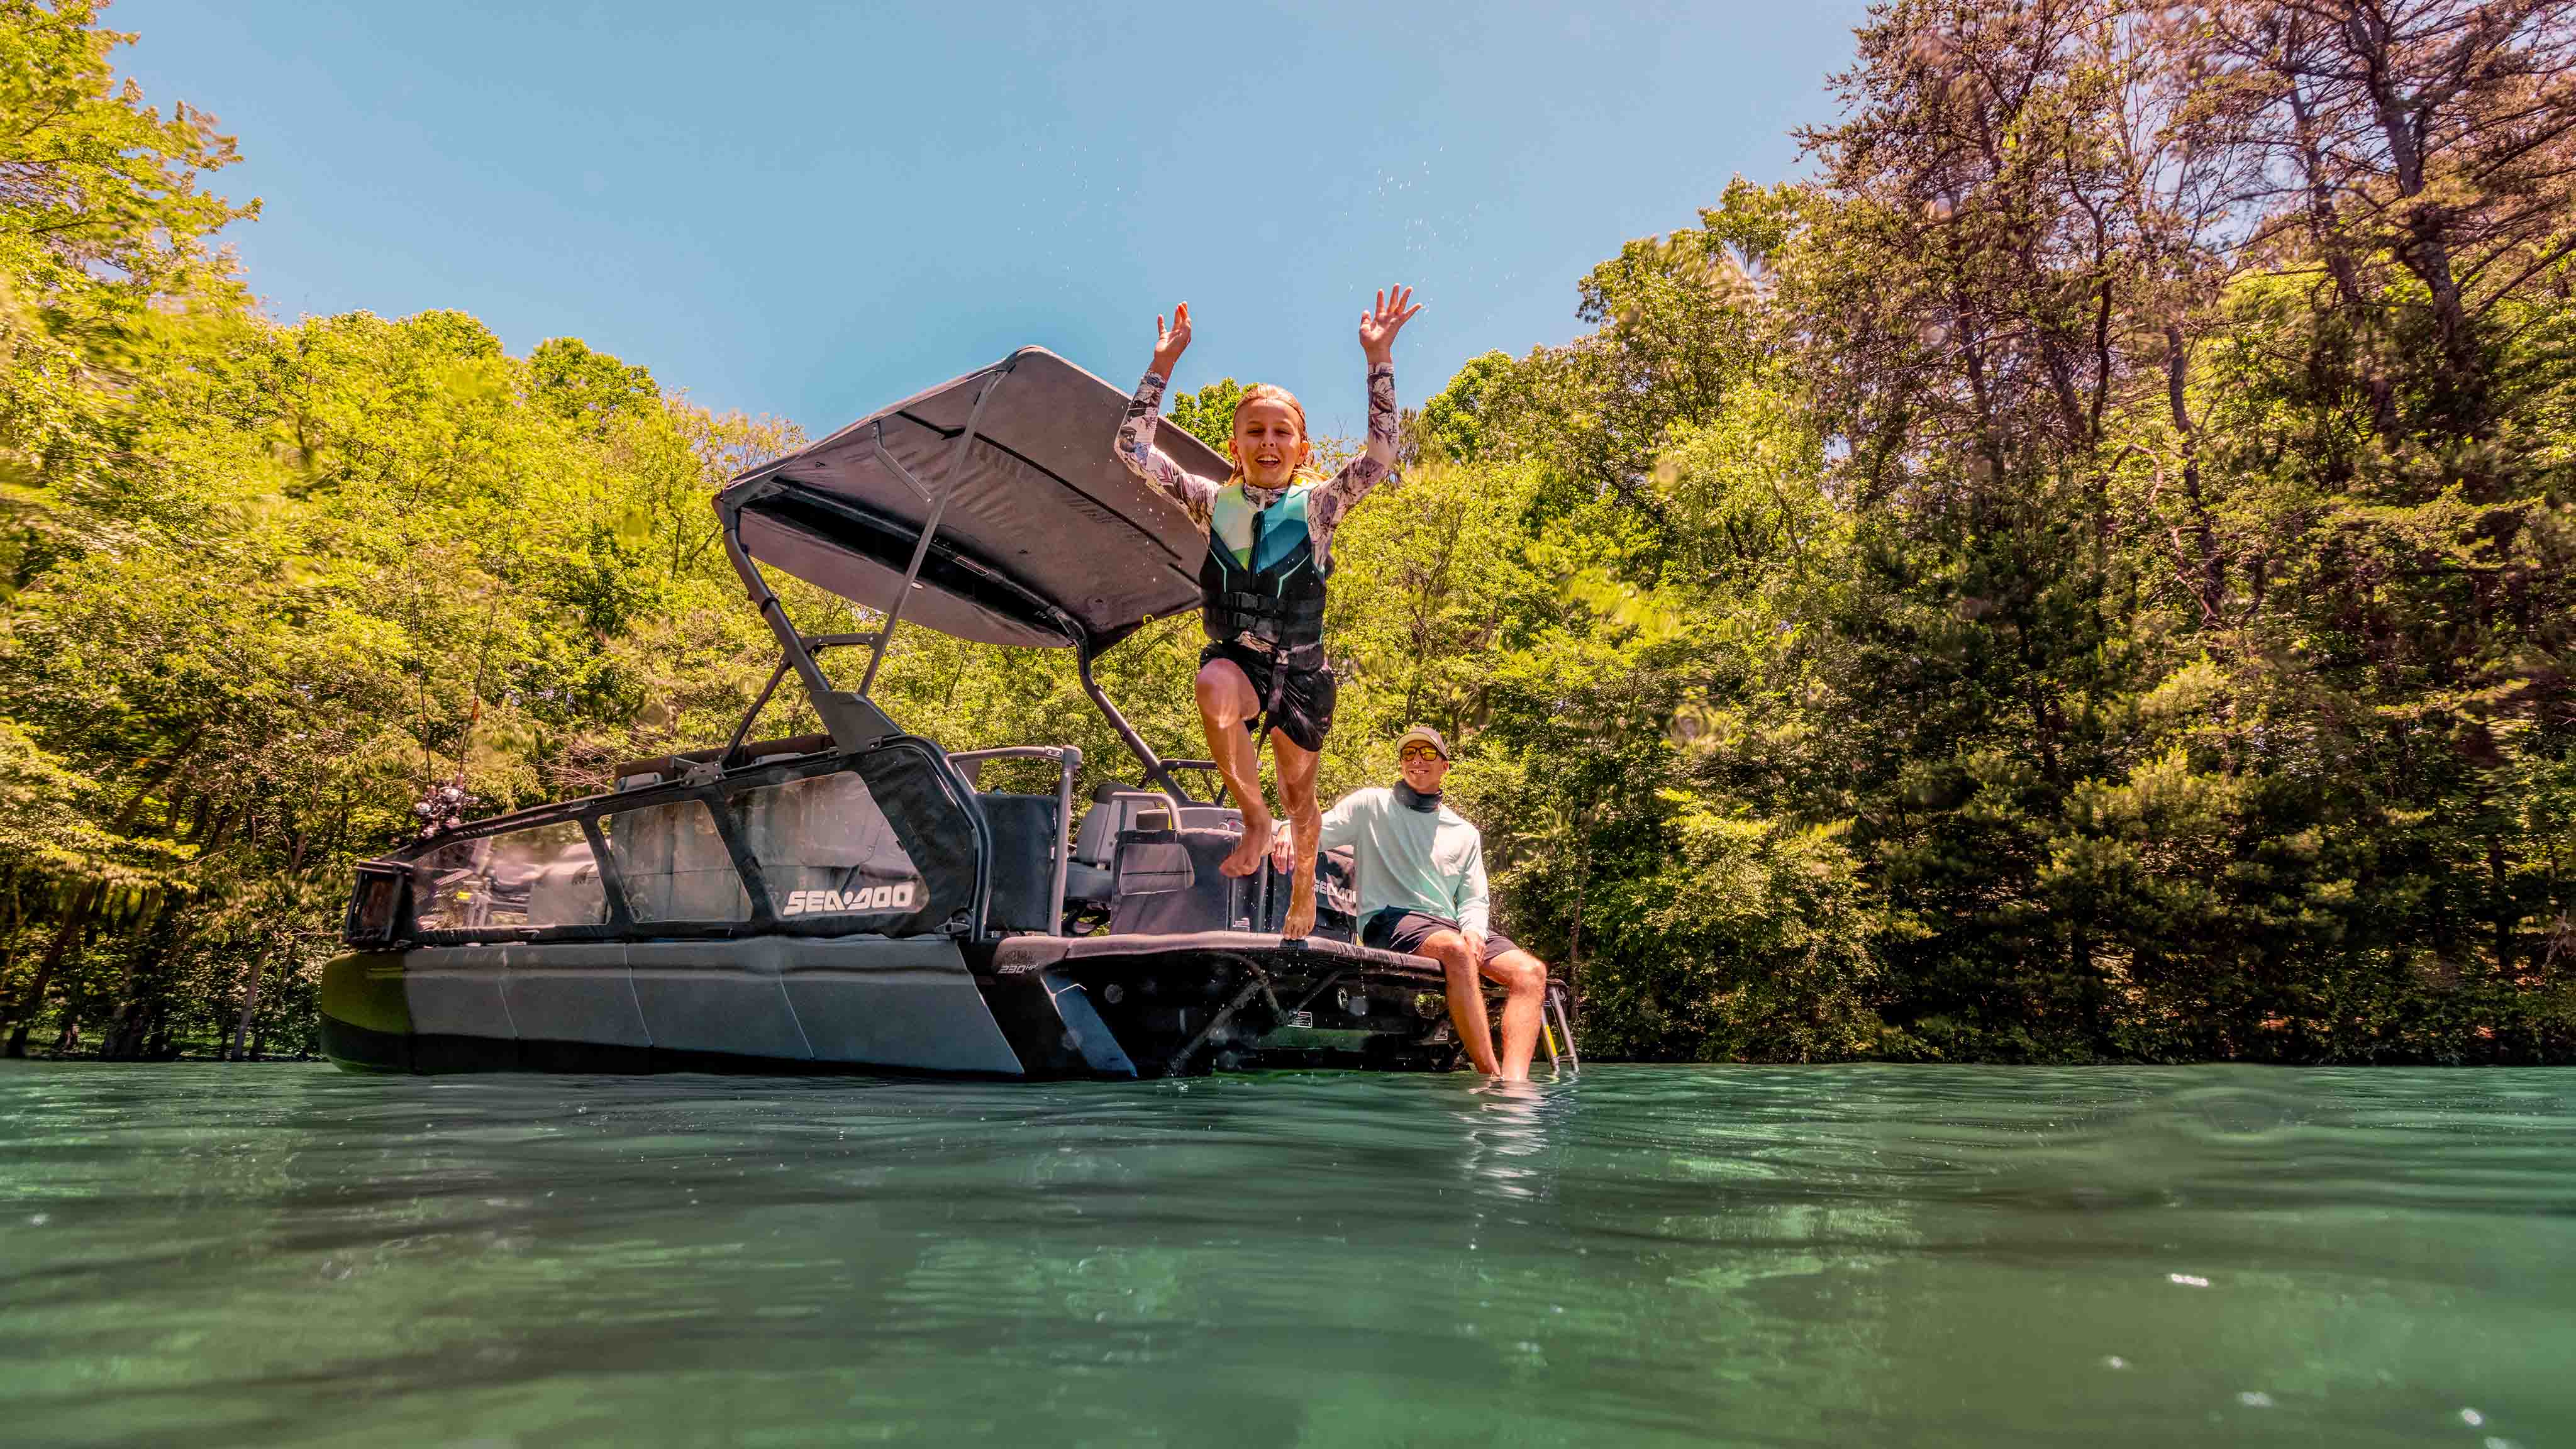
[719,504,900,753]
[1075,640,1196,804]
[723,632,878,764]
[727,656,792,756]
[858,364,1011,698]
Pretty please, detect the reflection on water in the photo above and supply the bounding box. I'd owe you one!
[1,1064,2569,1446]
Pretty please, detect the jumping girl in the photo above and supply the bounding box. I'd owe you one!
[1113,286,1421,939]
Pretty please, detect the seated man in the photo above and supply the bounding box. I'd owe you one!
[1277,725,1552,1080]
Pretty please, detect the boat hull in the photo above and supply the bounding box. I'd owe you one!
[319,933,1467,1079]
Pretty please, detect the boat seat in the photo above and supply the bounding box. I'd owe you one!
[978,791,1065,934]
[1108,827,1244,935]
[1065,785,1242,906]
[1066,787,1162,906]
[1103,816,1327,937]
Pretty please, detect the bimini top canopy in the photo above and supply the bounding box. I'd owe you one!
[716,347,1224,652]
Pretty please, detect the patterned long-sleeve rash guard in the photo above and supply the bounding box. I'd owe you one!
[1113,362,1399,570]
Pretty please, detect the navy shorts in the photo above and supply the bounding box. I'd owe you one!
[1362,908,1521,967]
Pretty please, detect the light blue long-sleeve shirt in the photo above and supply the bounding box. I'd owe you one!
[1315,786,1490,936]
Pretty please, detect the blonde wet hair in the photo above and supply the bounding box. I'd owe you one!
[1226,384,1326,487]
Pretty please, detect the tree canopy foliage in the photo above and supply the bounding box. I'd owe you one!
[1421,0,2576,1062]
[2,0,2568,1062]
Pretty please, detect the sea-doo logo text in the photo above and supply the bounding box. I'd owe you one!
[781,882,918,916]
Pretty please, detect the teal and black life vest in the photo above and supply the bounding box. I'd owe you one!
[1201,480,1329,658]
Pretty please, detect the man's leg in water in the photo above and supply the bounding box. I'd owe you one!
[1482,948,1549,1081]
[1417,928,1502,1075]
[1195,657,1272,877]
[1271,731,1321,937]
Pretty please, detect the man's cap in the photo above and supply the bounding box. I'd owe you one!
[1397,724,1450,759]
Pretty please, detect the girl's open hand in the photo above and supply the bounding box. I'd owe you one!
[1153,302,1192,374]
[1358,286,1422,365]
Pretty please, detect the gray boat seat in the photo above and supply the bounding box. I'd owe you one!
[1067,787,1163,906]
[1065,785,1243,907]
[978,790,1065,933]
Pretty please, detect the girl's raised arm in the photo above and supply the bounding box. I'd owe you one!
[1313,286,1423,543]
[1112,301,1221,529]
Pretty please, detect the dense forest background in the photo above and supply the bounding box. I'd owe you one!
[3,0,2570,1063]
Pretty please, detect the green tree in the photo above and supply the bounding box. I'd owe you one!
[1166,377,1246,454]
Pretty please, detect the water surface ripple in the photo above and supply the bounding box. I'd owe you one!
[1,1063,2568,1446]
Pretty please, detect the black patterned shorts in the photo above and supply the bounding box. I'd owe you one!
[1201,640,1337,753]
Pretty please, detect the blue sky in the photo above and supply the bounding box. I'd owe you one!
[113,1,1868,439]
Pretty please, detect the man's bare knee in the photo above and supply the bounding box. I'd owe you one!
[1490,951,1547,997]
[1419,930,1472,965]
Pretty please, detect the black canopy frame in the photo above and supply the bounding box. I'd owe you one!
[713,347,1223,803]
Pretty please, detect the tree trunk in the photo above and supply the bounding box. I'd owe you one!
[102,998,143,1058]
[230,958,271,1062]
[2284,69,2370,311]
[105,917,188,1059]
[4,882,101,1058]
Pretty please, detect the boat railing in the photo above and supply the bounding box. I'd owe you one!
[1154,758,1231,808]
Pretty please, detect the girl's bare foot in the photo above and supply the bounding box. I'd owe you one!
[1281,874,1317,939]
[1219,814,1273,877]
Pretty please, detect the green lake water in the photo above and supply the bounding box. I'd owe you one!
[1,1063,2568,1446]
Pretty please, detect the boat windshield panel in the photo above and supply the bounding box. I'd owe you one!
[409,821,607,933]
[374,737,993,947]
[729,772,926,927]
[600,800,752,924]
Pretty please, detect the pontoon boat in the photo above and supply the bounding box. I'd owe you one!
[321,348,1576,1078]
